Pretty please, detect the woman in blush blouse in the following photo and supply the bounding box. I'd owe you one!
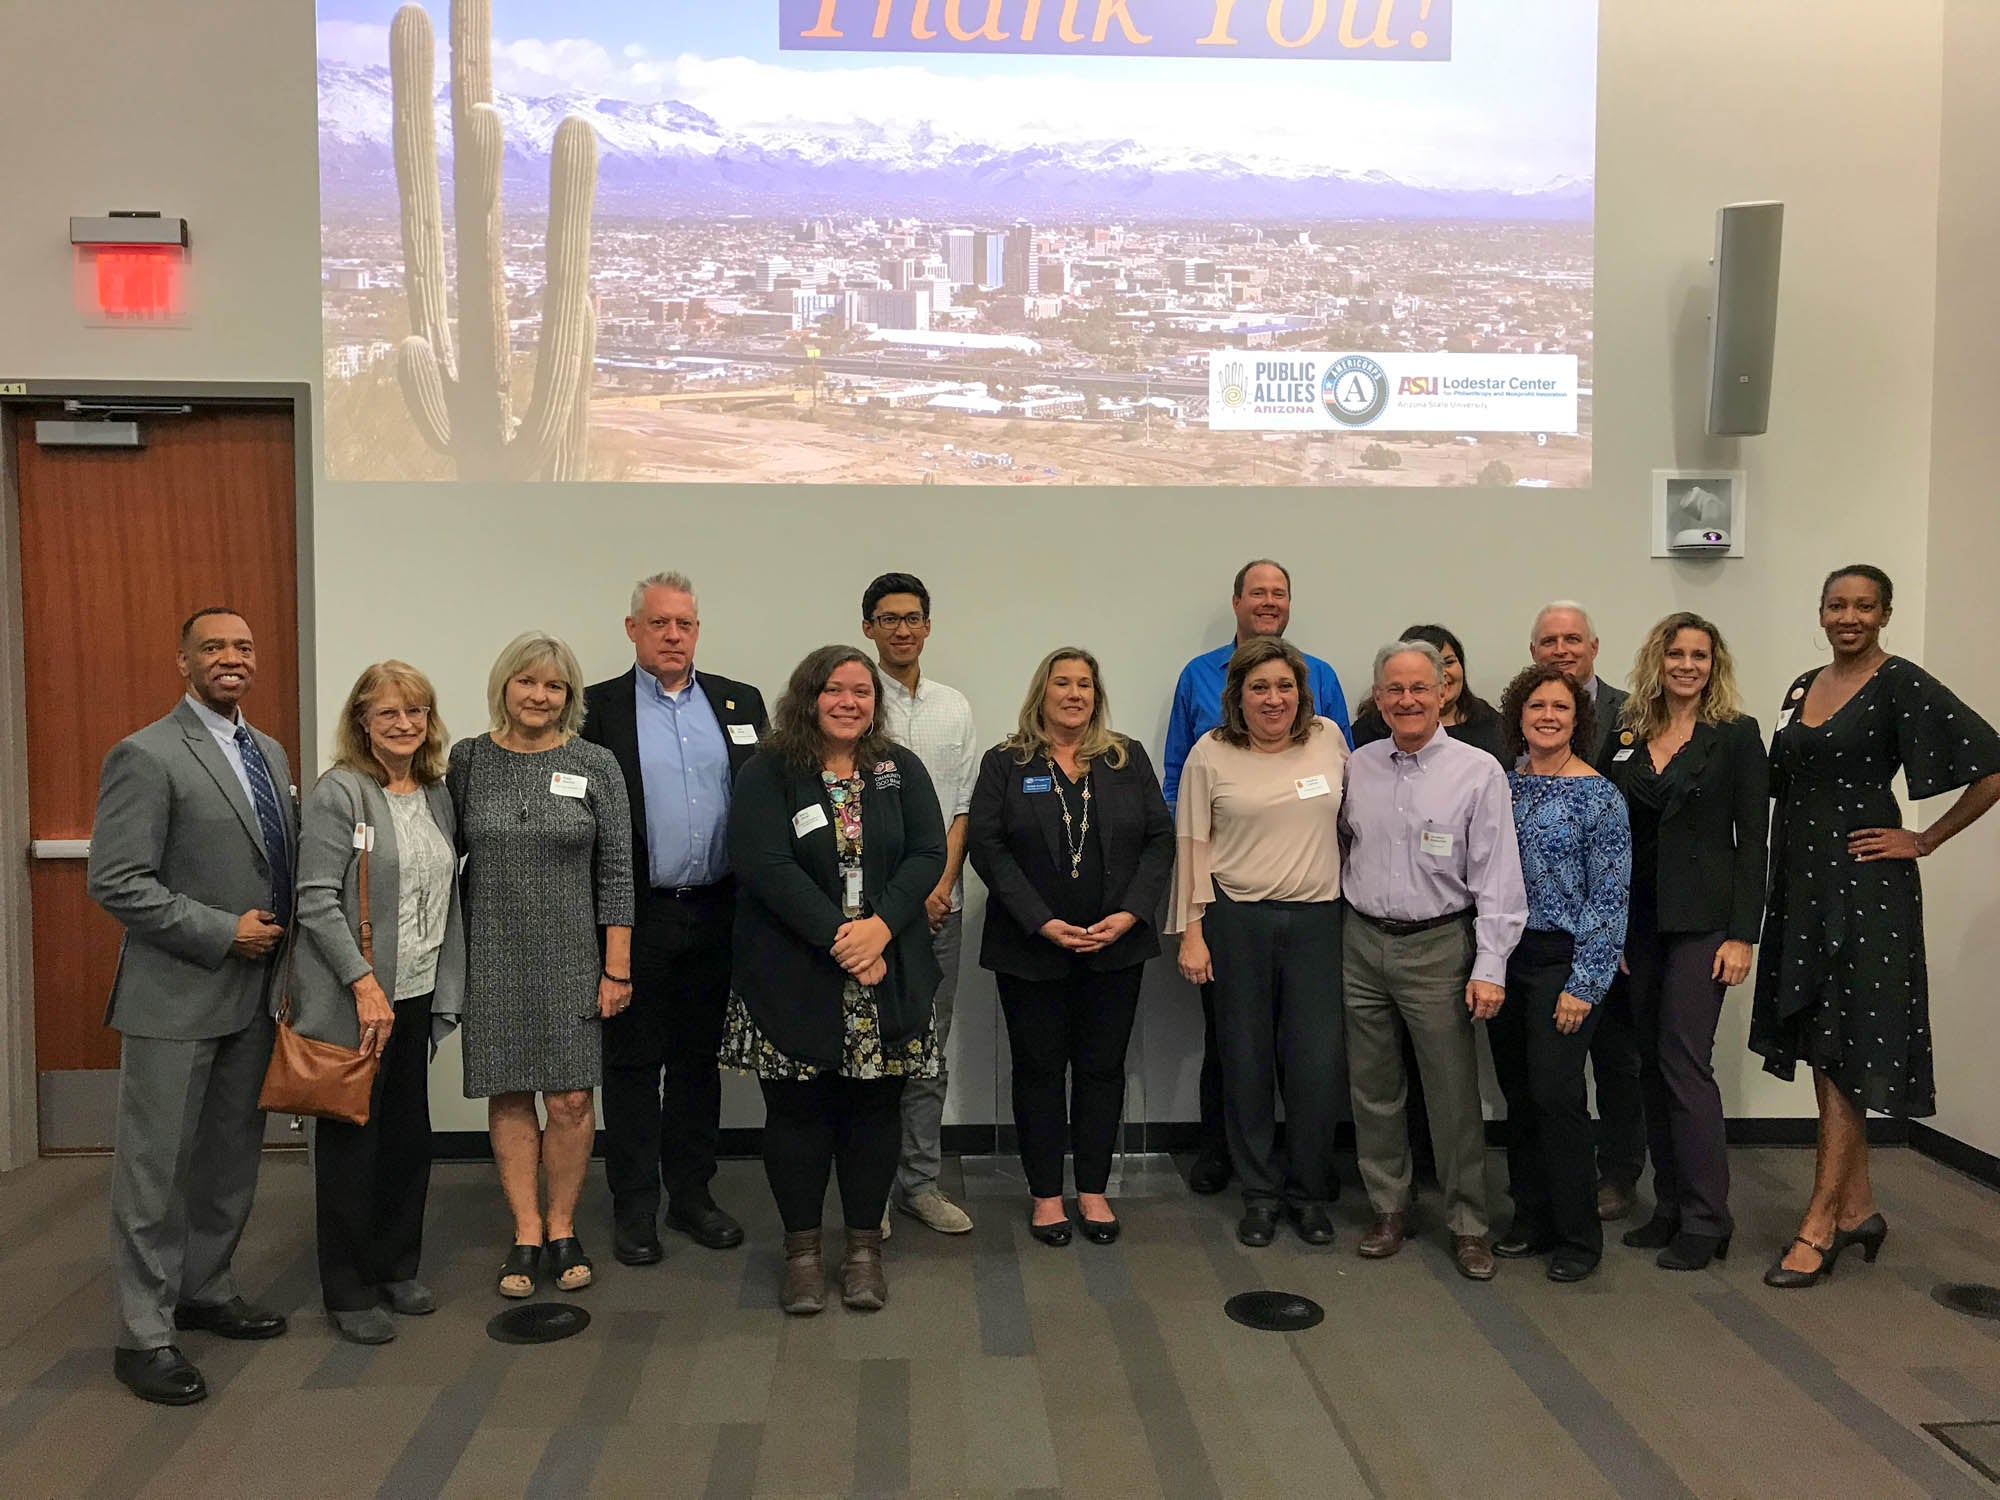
[1489,663,1631,1283]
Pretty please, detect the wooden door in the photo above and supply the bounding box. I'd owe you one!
[15,403,298,1150]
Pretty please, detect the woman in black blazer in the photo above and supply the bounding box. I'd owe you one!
[968,647,1174,1246]
[1598,612,1767,1270]
[721,646,945,1315]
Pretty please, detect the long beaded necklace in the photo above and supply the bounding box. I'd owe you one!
[1046,754,1092,879]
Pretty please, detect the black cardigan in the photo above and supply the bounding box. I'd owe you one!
[1597,714,1769,943]
[727,744,945,1067]
[967,738,1175,981]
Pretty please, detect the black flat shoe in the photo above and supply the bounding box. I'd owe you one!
[1547,1253,1599,1283]
[1079,1216,1121,1245]
[667,1197,745,1250]
[1621,1215,1680,1250]
[114,1345,206,1405]
[546,1237,594,1292]
[498,1243,542,1299]
[1763,1236,1833,1289]
[172,1297,287,1340]
[1188,1146,1233,1195]
[613,1220,664,1266]
[1657,1229,1731,1271]
[1288,1204,1336,1246]
[1493,1228,1556,1259]
[1237,1206,1278,1248]
[1028,1214,1073,1247]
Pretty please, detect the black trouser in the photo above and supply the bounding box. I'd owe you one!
[997,965,1145,1199]
[1589,968,1645,1190]
[1204,891,1345,1211]
[1491,932,1602,1261]
[1626,921,1731,1235]
[759,1076,907,1233]
[315,993,433,1312]
[1197,981,1225,1152]
[603,883,734,1224]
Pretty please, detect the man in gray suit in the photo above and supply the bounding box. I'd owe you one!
[88,608,296,1405]
[1529,600,1644,1221]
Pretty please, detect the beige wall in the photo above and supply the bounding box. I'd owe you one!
[2,1,1980,1139]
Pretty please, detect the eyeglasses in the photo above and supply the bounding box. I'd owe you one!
[868,612,927,631]
[369,706,431,725]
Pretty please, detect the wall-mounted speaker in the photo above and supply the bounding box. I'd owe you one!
[1706,201,1784,436]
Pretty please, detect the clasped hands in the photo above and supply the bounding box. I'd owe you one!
[1043,911,1138,957]
[832,916,892,987]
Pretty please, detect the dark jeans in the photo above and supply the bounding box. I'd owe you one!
[1626,922,1731,1235]
[758,1075,907,1233]
[1589,968,1646,1189]
[1492,933,1603,1261]
[997,965,1144,1198]
[603,884,733,1224]
[1205,891,1345,1210]
[315,993,433,1312]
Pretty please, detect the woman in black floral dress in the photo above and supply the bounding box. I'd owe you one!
[1753,566,2000,1287]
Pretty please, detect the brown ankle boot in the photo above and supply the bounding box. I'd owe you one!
[840,1227,887,1310]
[781,1230,825,1315]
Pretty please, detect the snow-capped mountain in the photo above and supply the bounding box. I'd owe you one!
[318,61,1593,222]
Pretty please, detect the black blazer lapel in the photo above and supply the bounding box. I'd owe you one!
[1093,761,1122,875]
[602,670,650,874]
[1024,761,1071,877]
[696,671,763,782]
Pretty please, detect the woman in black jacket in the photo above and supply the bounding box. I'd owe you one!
[969,648,1174,1247]
[721,646,945,1315]
[1598,612,1767,1270]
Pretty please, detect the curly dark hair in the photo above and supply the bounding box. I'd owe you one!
[1213,636,1319,750]
[1498,663,1598,764]
[765,645,898,770]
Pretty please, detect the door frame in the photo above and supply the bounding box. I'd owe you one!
[0,379,316,1168]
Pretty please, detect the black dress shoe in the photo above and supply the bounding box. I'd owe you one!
[1079,1216,1121,1245]
[1237,1206,1279,1247]
[667,1197,745,1250]
[114,1345,207,1405]
[1288,1204,1336,1246]
[172,1297,287,1340]
[1621,1215,1680,1250]
[1493,1227,1557,1259]
[1547,1253,1600,1283]
[1188,1146,1232,1196]
[613,1220,664,1266]
[1028,1214,1073,1247]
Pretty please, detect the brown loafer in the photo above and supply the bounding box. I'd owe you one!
[1357,1213,1406,1259]
[1596,1181,1635,1222]
[840,1228,887,1311]
[781,1230,825,1316]
[1454,1234,1497,1281]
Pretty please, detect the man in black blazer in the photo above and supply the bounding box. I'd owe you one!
[582,572,768,1262]
[1530,600,1642,1219]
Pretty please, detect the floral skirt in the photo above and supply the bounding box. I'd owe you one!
[719,981,940,1082]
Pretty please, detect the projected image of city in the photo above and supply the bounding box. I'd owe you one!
[317,2,1598,486]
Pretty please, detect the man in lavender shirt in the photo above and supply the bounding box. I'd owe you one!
[1340,639,1527,1281]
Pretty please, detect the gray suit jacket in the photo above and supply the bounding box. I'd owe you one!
[88,699,299,1041]
[291,767,466,1049]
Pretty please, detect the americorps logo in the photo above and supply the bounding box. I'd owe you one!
[1321,355,1390,427]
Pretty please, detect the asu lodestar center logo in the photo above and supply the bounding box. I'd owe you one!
[1320,355,1390,427]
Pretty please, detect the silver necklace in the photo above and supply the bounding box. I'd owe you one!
[1046,755,1092,880]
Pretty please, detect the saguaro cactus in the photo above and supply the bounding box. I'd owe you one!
[390,0,599,480]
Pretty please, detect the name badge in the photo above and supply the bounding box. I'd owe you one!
[727,723,758,745]
[1776,708,1796,731]
[1022,775,1053,794]
[844,868,863,909]
[351,821,376,851]
[1419,828,1455,857]
[550,772,587,799]
[1295,773,1331,800]
[1613,748,1635,762]
[792,803,829,838]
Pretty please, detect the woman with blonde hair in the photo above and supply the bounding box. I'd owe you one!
[294,661,464,1342]
[968,648,1174,1245]
[1597,611,1766,1271]
[448,632,634,1300]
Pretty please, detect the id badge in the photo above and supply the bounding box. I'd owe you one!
[792,803,829,838]
[1295,773,1331,800]
[1419,828,1454,857]
[728,723,758,745]
[550,772,587,798]
[843,867,863,911]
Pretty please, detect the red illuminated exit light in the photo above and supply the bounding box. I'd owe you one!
[76,245,186,322]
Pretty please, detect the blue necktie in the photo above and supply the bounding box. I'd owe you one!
[234,725,293,923]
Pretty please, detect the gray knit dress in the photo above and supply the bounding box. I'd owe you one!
[447,734,635,1097]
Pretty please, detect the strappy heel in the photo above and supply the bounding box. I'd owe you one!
[1832,1212,1888,1264]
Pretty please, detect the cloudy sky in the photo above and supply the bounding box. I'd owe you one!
[318,1,1597,187]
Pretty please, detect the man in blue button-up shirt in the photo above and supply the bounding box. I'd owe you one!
[584,572,768,1263]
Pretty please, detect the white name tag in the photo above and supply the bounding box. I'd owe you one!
[1613,748,1635,762]
[1294,773,1331,800]
[1420,828,1455,857]
[727,723,758,745]
[1776,708,1796,731]
[792,803,829,838]
[550,772,588,799]
[351,821,376,851]
[844,868,863,909]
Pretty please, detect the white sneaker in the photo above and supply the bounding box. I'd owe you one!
[896,1190,974,1235]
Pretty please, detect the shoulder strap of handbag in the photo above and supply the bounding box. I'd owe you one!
[357,830,374,966]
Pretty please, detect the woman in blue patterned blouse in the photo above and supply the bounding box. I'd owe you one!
[1491,664,1632,1282]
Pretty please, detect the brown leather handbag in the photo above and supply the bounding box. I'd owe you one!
[259,827,382,1126]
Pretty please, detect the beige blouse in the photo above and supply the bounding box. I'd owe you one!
[1169,717,1349,933]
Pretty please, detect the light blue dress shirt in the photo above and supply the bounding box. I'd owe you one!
[635,667,732,888]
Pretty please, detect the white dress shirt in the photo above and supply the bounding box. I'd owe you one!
[878,671,977,910]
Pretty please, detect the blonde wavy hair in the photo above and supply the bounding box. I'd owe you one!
[486,630,587,740]
[331,660,450,785]
[1622,611,1744,740]
[1003,647,1130,770]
